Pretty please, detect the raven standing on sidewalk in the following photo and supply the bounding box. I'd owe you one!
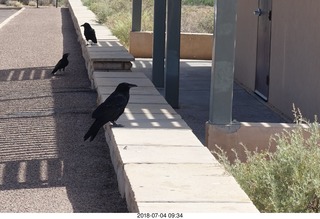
[51,53,69,75]
[84,82,138,142]
[81,22,97,45]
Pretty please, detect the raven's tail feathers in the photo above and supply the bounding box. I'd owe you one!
[84,119,104,142]
[51,68,58,75]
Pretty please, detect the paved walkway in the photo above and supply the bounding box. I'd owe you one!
[0,6,127,212]
[132,59,288,144]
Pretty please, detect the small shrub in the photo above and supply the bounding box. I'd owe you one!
[89,2,110,23]
[57,0,66,7]
[181,5,214,33]
[198,10,214,33]
[6,0,23,7]
[108,12,131,48]
[81,0,90,7]
[214,107,320,212]
[28,0,36,6]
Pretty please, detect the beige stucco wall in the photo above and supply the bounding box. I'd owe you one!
[129,31,213,60]
[269,0,320,120]
[234,0,258,91]
[206,122,300,162]
[129,31,153,58]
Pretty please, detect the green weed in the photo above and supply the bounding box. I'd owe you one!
[28,0,36,6]
[214,106,320,212]
[6,0,23,7]
[182,0,214,6]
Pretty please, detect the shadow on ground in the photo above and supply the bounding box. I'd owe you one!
[0,7,127,213]
[53,7,128,213]
[132,58,288,145]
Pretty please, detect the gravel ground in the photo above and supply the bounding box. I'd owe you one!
[0,6,128,213]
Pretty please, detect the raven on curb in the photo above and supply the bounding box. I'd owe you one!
[84,82,138,142]
[81,22,97,45]
[51,53,69,75]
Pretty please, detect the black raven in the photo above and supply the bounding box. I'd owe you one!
[51,53,69,75]
[81,22,97,45]
[84,82,137,142]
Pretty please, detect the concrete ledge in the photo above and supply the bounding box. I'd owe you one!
[206,122,299,162]
[124,163,256,213]
[94,71,259,213]
[67,0,135,82]
[129,31,213,60]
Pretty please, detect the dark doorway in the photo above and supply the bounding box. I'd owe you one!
[254,0,272,101]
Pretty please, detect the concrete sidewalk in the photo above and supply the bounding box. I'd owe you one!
[0,6,127,212]
[132,58,288,145]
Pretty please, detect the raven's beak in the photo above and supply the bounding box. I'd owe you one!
[81,24,84,27]
[129,84,138,88]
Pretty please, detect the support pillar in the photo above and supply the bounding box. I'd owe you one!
[164,0,181,108]
[132,0,142,31]
[152,0,166,87]
[209,0,237,124]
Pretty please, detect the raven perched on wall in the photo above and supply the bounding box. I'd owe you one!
[51,53,69,75]
[84,82,138,142]
[81,22,97,45]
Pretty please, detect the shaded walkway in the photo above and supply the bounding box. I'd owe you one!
[0,6,127,212]
[132,59,288,144]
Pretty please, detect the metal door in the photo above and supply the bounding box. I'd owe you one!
[254,0,272,101]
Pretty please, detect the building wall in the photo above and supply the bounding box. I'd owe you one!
[269,0,320,120]
[234,0,258,91]
[235,0,320,121]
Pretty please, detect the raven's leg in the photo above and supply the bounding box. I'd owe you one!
[111,121,124,127]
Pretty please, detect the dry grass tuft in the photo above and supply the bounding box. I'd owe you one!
[181,5,213,33]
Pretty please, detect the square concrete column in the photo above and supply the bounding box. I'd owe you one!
[132,0,142,31]
[152,0,166,88]
[209,0,237,124]
[164,0,181,109]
